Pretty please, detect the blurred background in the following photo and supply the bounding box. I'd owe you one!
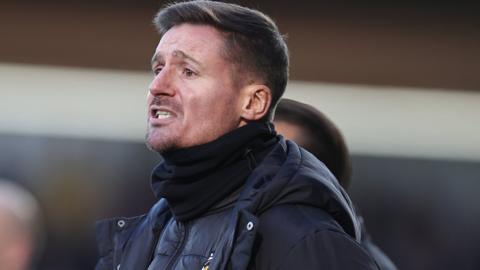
[1,0,480,269]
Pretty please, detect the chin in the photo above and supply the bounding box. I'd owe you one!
[147,142,175,153]
[145,134,171,153]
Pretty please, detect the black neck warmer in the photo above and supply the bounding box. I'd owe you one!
[151,122,278,222]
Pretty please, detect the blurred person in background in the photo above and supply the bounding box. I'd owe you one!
[0,179,43,270]
[96,1,378,269]
[274,98,397,270]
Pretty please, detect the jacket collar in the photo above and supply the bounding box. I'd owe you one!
[234,137,361,241]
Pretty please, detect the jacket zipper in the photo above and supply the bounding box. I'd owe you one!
[165,222,189,270]
[147,226,163,266]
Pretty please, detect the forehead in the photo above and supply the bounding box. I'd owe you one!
[155,23,226,60]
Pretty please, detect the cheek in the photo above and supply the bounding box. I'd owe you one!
[183,80,241,122]
[186,91,217,114]
[206,95,237,117]
[185,96,235,131]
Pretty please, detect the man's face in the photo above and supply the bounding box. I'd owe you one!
[0,209,32,270]
[274,120,306,146]
[147,24,245,152]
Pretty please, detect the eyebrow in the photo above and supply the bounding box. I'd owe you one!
[150,49,201,68]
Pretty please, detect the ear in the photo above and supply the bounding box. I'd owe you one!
[239,84,272,122]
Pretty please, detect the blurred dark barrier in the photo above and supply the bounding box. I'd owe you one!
[1,134,479,269]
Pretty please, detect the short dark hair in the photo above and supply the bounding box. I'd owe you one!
[274,99,352,189]
[153,0,289,120]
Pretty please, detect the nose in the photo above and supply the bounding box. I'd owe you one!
[149,67,175,97]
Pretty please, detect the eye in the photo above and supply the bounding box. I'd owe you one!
[183,68,196,77]
[153,67,163,75]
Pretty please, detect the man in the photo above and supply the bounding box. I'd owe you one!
[0,179,43,270]
[274,98,397,270]
[96,1,379,269]
[274,99,352,188]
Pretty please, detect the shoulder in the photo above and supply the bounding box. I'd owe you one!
[362,236,397,270]
[253,204,379,270]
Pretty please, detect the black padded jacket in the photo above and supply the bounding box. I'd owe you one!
[95,139,379,270]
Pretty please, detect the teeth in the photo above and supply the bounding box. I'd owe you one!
[156,111,172,119]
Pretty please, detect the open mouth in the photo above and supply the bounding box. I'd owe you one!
[151,107,175,120]
[155,110,172,119]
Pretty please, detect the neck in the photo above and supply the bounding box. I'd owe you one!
[151,121,277,221]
